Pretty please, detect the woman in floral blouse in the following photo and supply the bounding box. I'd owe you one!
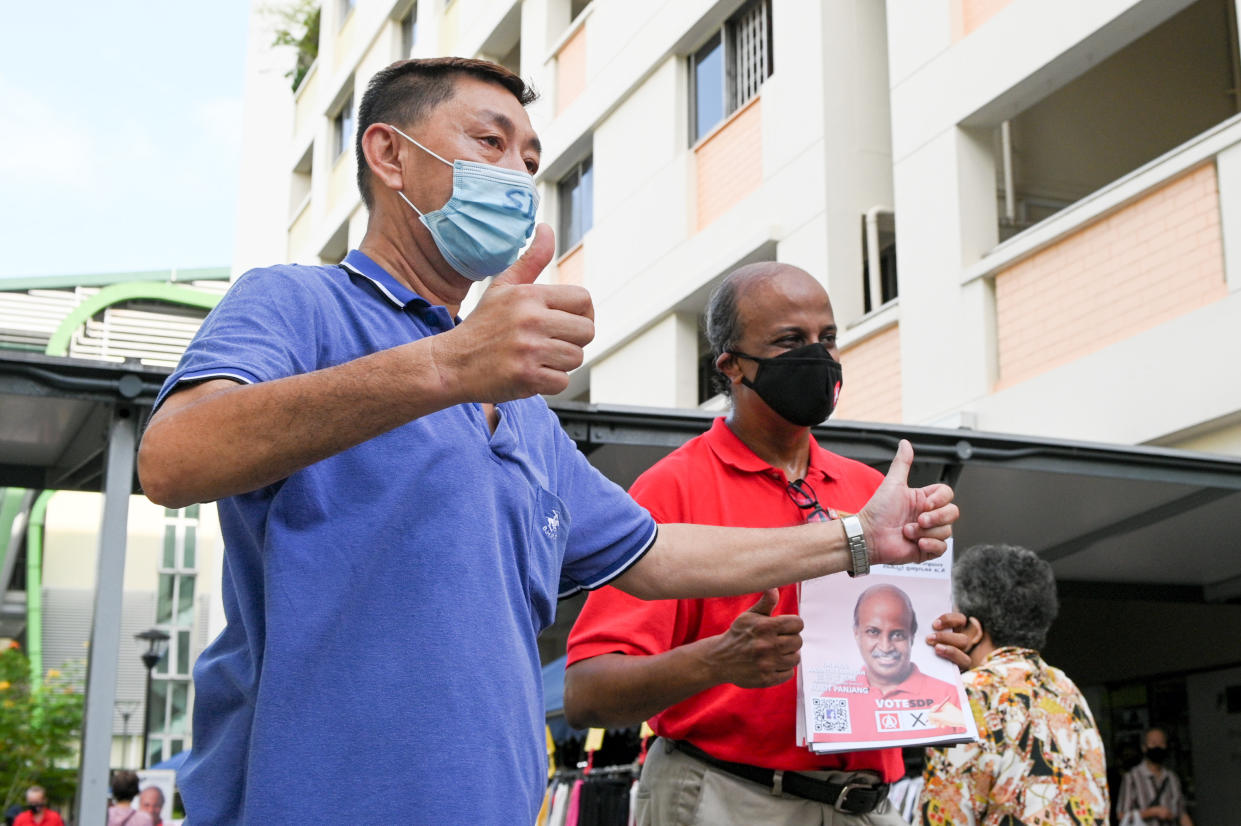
[918,544,1109,826]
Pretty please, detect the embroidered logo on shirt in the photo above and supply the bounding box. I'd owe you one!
[542,510,561,539]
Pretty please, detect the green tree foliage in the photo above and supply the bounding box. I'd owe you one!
[0,642,85,810]
[267,0,322,91]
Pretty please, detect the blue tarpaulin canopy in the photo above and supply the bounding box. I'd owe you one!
[150,750,189,772]
[542,655,586,743]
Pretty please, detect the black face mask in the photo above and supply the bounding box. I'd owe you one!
[730,343,843,427]
[1145,746,1168,765]
[28,804,44,813]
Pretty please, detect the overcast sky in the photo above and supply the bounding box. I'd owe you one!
[0,1,253,280]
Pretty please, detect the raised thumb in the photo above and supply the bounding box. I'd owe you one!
[492,222,555,286]
[884,438,914,486]
[747,588,780,616]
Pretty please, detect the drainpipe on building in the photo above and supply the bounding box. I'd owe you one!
[26,490,53,691]
[1001,119,1016,225]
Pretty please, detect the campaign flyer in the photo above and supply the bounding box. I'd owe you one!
[796,540,979,753]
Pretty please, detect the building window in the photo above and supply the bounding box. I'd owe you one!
[861,210,897,313]
[558,156,594,251]
[697,330,718,405]
[339,0,356,27]
[400,3,417,57]
[570,0,591,22]
[691,0,772,143]
[333,93,354,161]
[149,506,200,768]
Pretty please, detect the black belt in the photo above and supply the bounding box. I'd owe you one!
[668,739,889,815]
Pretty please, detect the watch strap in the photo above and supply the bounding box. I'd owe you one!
[842,515,870,577]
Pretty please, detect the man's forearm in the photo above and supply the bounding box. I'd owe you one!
[563,644,722,730]
[613,443,957,601]
[612,522,851,600]
[138,338,461,507]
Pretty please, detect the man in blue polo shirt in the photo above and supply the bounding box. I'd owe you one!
[138,57,960,823]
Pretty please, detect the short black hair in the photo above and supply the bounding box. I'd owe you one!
[355,57,537,208]
[110,769,141,802]
[954,543,1059,650]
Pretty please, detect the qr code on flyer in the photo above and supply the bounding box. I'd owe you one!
[812,697,851,734]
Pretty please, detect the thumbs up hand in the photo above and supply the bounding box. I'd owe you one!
[434,223,595,402]
[705,589,804,689]
[857,440,959,567]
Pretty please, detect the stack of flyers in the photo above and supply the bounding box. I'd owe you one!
[796,539,979,754]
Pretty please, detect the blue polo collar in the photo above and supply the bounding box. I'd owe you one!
[341,249,429,310]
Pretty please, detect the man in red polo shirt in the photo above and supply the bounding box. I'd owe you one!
[564,262,970,825]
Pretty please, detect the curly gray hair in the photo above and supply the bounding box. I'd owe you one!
[953,543,1058,650]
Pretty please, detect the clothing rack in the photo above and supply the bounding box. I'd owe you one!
[540,726,649,826]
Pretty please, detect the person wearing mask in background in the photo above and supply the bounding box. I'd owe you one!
[1117,727,1193,826]
[919,543,1109,825]
[11,787,63,826]
[564,263,972,825]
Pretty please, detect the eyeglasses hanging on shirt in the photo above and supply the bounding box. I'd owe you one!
[786,478,832,522]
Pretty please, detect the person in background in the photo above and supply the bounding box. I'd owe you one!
[137,786,164,826]
[1117,727,1193,826]
[919,543,1109,825]
[11,787,63,826]
[106,771,154,826]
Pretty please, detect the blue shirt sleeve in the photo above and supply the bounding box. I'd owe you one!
[154,266,326,410]
[551,419,657,597]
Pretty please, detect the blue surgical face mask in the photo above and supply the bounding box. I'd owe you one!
[389,125,539,281]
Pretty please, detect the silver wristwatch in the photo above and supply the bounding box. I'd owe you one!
[842,515,870,577]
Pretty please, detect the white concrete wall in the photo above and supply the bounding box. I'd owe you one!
[886,0,1241,453]
[41,493,222,608]
[590,313,699,407]
[548,0,897,407]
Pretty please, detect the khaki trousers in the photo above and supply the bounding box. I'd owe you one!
[633,739,908,826]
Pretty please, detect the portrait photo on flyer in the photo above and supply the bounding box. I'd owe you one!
[796,539,980,754]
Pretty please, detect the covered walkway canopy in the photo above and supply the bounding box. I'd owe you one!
[3,349,1241,820]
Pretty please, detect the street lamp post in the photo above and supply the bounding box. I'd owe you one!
[116,700,139,767]
[135,628,170,770]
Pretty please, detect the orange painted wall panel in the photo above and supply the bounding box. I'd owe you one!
[556,25,587,116]
[834,325,903,424]
[950,0,1014,41]
[695,97,763,232]
[557,243,585,286]
[994,163,1227,389]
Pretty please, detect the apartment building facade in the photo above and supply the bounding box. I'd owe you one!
[239,0,1241,818]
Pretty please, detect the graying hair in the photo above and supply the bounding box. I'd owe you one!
[703,262,788,397]
[953,543,1058,650]
[703,277,744,397]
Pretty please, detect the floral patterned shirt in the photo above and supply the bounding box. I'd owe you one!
[919,647,1109,826]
